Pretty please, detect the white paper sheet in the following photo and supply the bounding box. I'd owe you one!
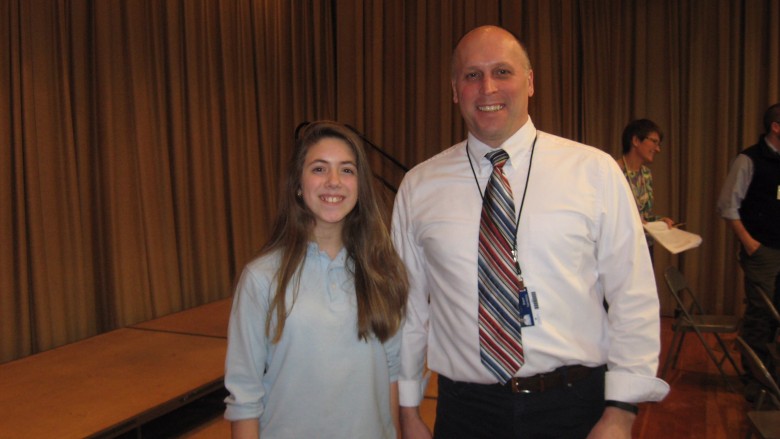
[643,221,703,254]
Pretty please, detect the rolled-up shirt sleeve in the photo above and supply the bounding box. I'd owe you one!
[717,154,753,220]
[598,158,670,403]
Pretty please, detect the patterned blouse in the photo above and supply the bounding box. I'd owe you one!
[622,162,660,223]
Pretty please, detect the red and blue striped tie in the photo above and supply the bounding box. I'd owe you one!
[478,149,524,384]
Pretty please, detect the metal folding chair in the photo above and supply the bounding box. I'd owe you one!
[661,266,742,389]
[736,336,780,439]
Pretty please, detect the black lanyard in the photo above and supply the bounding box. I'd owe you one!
[466,133,538,277]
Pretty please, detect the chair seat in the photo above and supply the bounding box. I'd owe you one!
[748,410,780,439]
[673,315,741,333]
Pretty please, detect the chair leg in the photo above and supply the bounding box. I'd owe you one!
[661,328,684,378]
[672,332,688,370]
[692,328,737,391]
[756,390,767,410]
[714,333,742,376]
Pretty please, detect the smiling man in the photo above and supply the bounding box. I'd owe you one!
[451,26,533,148]
[392,25,669,439]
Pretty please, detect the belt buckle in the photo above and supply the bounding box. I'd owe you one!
[510,377,537,393]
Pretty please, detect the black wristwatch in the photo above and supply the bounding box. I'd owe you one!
[604,400,639,415]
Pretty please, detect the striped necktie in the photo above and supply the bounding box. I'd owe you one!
[478,149,525,384]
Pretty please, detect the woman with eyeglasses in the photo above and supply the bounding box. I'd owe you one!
[618,118,676,229]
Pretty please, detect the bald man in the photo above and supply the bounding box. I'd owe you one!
[391,25,669,438]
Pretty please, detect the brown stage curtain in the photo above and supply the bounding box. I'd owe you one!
[1,0,778,363]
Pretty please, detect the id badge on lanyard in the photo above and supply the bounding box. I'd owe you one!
[518,288,541,327]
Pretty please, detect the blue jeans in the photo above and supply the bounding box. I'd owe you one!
[433,366,605,439]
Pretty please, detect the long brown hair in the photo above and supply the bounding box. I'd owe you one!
[262,120,408,343]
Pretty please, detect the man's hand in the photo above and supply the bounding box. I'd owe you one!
[586,406,636,439]
[400,406,432,439]
[727,219,761,255]
[743,238,762,256]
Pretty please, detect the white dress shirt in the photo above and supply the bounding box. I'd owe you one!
[391,118,670,407]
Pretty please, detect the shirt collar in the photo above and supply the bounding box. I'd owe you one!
[466,117,538,173]
[765,134,780,155]
[306,241,348,266]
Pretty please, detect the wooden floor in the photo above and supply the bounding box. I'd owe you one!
[631,317,749,438]
[148,316,753,438]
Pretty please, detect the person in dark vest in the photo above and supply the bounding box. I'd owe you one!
[718,102,780,397]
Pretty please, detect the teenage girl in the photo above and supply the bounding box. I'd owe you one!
[224,121,408,438]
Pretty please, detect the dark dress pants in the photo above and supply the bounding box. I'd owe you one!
[739,245,780,369]
[433,367,605,439]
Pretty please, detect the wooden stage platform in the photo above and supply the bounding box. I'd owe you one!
[5,300,748,438]
[0,298,232,438]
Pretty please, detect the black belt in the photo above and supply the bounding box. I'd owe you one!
[503,364,600,393]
